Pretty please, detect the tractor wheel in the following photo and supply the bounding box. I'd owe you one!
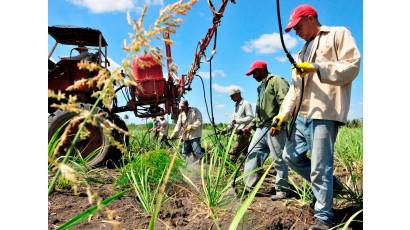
[48,103,111,167]
[105,113,129,168]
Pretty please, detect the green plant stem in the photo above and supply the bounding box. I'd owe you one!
[55,189,129,230]
[148,150,177,230]
[229,162,274,230]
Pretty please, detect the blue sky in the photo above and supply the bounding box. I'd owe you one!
[48,0,363,124]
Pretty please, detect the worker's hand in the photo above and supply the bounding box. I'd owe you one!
[242,128,251,135]
[184,125,192,132]
[293,62,316,78]
[270,115,285,136]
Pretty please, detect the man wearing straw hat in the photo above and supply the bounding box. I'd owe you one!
[220,87,253,163]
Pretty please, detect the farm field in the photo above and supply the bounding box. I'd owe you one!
[48,124,363,230]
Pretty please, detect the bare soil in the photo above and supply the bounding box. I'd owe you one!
[48,168,362,230]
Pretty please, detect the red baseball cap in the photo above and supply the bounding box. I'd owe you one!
[285,4,318,33]
[245,60,267,76]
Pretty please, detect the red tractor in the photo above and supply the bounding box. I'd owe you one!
[48,26,182,167]
[48,0,232,167]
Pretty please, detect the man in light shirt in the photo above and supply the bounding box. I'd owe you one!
[270,4,361,229]
[170,99,203,162]
[221,87,253,163]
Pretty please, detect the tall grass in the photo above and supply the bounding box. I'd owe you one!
[127,165,164,213]
[288,173,315,206]
[229,162,274,230]
[182,132,235,210]
[334,127,363,204]
[116,149,184,188]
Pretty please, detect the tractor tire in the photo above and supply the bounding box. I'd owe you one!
[105,113,129,168]
[48,103,111,167]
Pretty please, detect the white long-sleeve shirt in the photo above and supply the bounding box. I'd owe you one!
[171,107,202,140]
[226,99,253,132]
[279,26,361,123]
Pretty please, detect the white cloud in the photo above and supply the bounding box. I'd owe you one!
[215,104,225,109]
[242,33,298,54]
[212,84,242,94]
[68,0,134,13]
[275,56,287,62]
[144,0,164,6]
[67,0,165,13]
[197,69,226,79]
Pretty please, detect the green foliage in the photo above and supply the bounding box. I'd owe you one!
[229,162,274,230]
[334,127,363,204]
[148,151,179,230]
[116,149,185,188]
[288,174,315,206]
[345,118,363,128]
[127,165,164,213]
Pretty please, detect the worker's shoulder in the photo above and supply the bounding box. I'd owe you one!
[241,99,251,106]
[268,74,289,85]
[323,25,352,35]
[190,107,201,113]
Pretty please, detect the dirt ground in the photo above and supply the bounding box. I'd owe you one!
[48,168,362,230]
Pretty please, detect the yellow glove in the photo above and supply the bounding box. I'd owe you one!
[293,62,316,78]
[270,115,285,136]
[184,125,192,132]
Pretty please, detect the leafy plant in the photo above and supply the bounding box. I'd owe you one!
[288,174,315,206]
[127,164,164,213]
[116,149,185,188]
[334,127,363,204]
[229,162,274,230]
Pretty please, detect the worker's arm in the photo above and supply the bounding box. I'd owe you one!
[170,115,182,138]
[315,28,361,86]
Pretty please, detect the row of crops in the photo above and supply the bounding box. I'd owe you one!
[48,122,363,229]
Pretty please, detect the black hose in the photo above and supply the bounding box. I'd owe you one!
[196,74,213,126]
[231,124,271,188]
[196,74,225,152]
[276,0,304,140]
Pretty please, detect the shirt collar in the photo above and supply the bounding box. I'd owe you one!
[236,99,243,107]
[319,25,331,34]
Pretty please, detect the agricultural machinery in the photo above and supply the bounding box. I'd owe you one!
[48,0,234,167]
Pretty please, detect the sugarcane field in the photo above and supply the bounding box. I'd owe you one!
[47,0,364,229]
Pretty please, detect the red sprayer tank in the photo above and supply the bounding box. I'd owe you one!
[131,55,166,100]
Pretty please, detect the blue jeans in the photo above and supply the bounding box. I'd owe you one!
[182,137,203,159]
[243,127,288,192]
[283,116,340,224]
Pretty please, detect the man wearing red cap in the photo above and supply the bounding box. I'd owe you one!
[241,60,290,200]
[271,4,361,230]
